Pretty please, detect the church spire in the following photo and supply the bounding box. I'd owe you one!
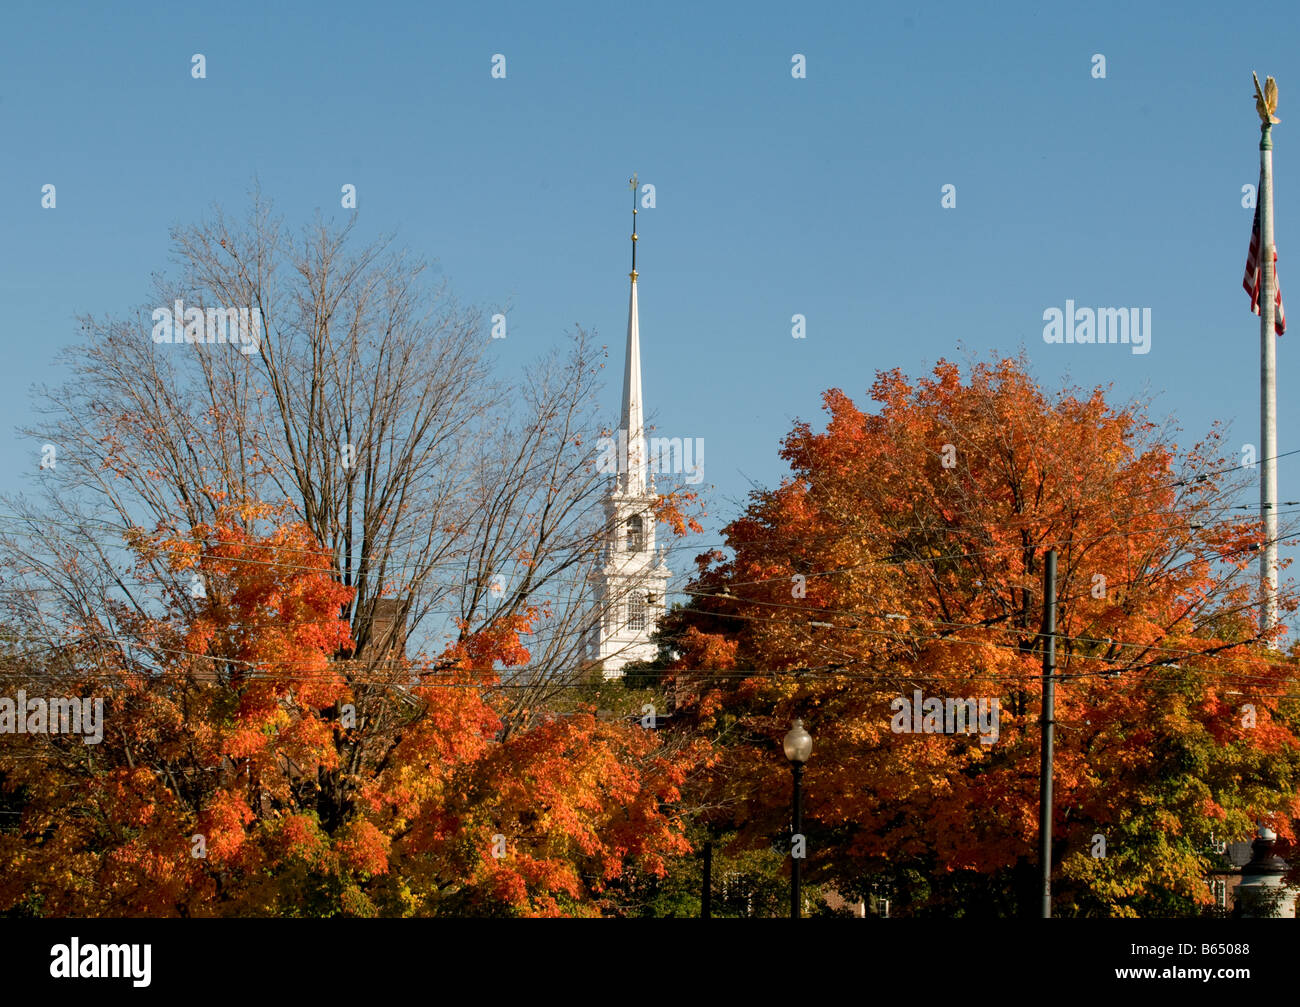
[588,173,670,678]
[620,173,647,495]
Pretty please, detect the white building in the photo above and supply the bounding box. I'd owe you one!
[586,180,671,678]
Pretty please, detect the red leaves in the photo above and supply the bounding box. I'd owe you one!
[655,490,706,537]
[435,710,697,915]
[0,502,702,917]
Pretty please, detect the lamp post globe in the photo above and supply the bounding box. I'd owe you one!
[784,718,813,764]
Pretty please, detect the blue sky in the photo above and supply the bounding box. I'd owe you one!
[2,0,1297,628]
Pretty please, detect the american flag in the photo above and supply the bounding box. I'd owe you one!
[1245,201,1286,335]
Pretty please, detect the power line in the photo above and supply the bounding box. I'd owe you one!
[5,438,1298,580]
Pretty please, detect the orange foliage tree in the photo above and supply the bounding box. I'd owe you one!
[0,507,696,917]
[666,354,1300,916]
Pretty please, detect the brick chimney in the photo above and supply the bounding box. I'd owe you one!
[359,598,408,664]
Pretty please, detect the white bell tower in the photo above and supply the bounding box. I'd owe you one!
[588,173,671,677]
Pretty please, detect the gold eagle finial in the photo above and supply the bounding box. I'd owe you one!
[1255,71,1280,125]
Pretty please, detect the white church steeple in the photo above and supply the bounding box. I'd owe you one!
[587,174,671,677]
[620,261,647,496]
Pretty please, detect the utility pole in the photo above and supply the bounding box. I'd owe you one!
[1038,548,1058,919]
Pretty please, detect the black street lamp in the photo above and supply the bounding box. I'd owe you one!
[783,718,813,919]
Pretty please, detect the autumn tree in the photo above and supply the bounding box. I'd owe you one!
[0,189,709,916]
[0,190,713,862]
[666,353,1300,917]
[0,510,700,917]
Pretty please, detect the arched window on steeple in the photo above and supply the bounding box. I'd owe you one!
[627,592,647,632]
[625,514,644,553]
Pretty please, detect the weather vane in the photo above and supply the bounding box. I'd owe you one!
[1255,71,1280,126]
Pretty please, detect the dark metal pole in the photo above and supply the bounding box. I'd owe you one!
[1038,548,1057,919]
[630,172,639,276]
[791,761,803,919]
[702,841,712,919]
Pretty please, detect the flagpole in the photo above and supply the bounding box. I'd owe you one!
[1260,113,1280,644]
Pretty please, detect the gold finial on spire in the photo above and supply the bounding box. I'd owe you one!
[1255,71,1281,125]
[629,172,639,281]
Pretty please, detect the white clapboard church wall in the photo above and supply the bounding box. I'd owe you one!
[587,175,671,677]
